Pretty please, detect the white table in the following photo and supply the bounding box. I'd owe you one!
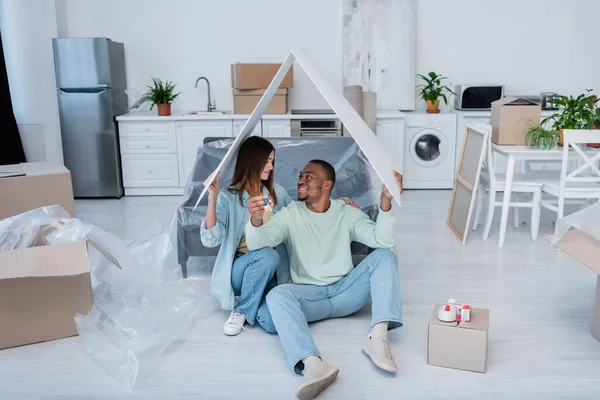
[491,144,599,247]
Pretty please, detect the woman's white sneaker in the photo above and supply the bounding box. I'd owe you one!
[223,312,246,336]
[295,361,339,400]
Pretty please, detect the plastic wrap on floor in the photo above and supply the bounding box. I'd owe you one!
[0,206,218,389]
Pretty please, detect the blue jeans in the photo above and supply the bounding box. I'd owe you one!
[257,248,402,374]
[231,247,279,325]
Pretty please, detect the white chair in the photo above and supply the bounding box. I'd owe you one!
[470,123,543,241]
[538,129,600,219]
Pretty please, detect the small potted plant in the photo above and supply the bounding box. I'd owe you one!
[143,78,181,116]
[416,71,456,113]
[524,122,558,149]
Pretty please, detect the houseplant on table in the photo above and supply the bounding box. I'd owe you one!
[541,90,599,147]
[416,71,455,113]
[524,122,558,149]
[142,78,181,116]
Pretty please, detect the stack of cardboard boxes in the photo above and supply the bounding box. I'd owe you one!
[0,162,100,350]
[231,63,293,114]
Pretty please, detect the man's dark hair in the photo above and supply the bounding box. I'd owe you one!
[309,159,336,189]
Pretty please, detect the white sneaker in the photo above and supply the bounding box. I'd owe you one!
[223,312,246,336]
[362,335,397,373]
[295,360,339,400]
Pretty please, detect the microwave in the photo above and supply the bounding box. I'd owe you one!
[454,85,505,110]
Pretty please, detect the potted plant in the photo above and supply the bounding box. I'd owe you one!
[416,71,456,113]
[541,89,599,146]
[142,78,181,116]
[524,122,558,149]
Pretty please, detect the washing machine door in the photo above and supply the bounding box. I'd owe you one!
[409,128,447,167]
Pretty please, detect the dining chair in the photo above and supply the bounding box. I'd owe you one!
[537,129,600,219]
[470,123,543,241]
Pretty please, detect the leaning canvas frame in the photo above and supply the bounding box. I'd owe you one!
[194,47,402,212]
[447,123,489,246]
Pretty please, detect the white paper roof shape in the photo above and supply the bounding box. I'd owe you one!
[198,47,402,207]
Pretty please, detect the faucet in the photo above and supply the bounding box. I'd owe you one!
[194,76,216,112]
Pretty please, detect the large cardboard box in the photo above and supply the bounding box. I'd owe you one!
[427,304,489,373]
[552,228,600,341]
[233,88,288,114]
[490,97,541,145]
[0,222,120,350]
[0,240,93,350]
[231,63,293,89]
[0,162,75,219]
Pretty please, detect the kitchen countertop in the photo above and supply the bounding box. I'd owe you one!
[116,110,407,121]
[452,108,559,117]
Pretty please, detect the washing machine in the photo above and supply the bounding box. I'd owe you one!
[404,112,457,189]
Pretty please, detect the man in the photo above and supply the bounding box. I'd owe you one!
[245,159,403,400]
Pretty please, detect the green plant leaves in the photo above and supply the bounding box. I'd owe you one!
[416,71,455,104]
[143,77,181,110]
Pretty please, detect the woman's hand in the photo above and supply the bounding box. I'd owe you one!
[338,197,360,208]
[207,171,220,199]
[248,195,267,227]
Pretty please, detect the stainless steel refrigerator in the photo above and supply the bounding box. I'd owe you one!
[53,37,127,198]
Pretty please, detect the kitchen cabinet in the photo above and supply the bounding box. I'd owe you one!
[233,119,262,137]
[262,119,291,137]
[177,121,233,185]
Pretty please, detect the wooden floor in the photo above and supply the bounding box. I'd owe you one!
[2,190,600,399]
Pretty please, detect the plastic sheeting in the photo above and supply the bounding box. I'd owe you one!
[551,201,600,245]
[1,135,385,388]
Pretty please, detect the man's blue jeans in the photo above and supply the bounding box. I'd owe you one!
[256,248,402,373]
[231,247,279,325]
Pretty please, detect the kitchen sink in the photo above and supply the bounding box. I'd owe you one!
[183,111,230,115]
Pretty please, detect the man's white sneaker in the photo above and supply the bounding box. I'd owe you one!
[295,361,339,400]
[362,335,397,373]
[223,312,246,336]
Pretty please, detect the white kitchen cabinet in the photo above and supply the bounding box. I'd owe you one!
[233,119,262,137]
[176,120,233,185]
[262,119,291,137]
[121,154,179,188]
[376,118,405,171]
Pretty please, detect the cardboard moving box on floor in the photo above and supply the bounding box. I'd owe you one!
[233,88,288,114]
[491,97,541,145]
[0,224,119,350]
[0,162,75,220]
[428,304,489,373]
[231,63,293,89]
[552,229,600,341]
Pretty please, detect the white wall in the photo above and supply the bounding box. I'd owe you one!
[62,0,343,115]
[416,0,600,111]
[0,0,63,164]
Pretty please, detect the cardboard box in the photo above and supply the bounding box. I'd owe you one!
[233,88,288,114]
[0,162,75,220]
[552,228,600,341]
[427,304,489,373]
[0,223,120,350]
[231,63,293,89]
[491,97,541,145]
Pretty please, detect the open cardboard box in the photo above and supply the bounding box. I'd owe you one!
[550,203,600,340]
[0,221,120,350]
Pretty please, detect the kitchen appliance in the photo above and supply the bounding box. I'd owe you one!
[404,112,457,189]
[53,37,127,198]
[290,110,343,137]
[454,85,504,110]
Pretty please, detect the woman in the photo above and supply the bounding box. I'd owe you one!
[201,136,293,336]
